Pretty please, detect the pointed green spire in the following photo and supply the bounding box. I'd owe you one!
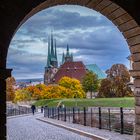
[51,31,55,57]
[47,35,51,67]
[66,44,70,57]
[71,53,73,61]
[54,39,57,60]
[62,52,65,64]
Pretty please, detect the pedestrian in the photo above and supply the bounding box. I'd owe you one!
[41,106,44,113]
[31,105,36,115]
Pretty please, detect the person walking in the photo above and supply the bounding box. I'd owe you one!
[41,106,44,113]
[31,105,36,115]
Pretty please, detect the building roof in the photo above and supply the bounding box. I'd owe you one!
[53,61,87,83]
[86,64,106,79]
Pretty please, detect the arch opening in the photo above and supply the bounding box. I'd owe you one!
[1,0,140,140]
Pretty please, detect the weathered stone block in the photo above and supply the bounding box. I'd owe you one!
[119,20,138,32]
[108,8,126,20]
[87,0,102,9]
[124,27,140,39]
[135,124,140,135]
[133,62,140,70]
[130,70,140,78]
[136,97,140,106]
[113,13,132,26]
[134,79,140,88]
[128,35,140,46]
[94,0,112,11]
[135,92,140,97]
[136,114,140,125]
[130,44,140,54]
[79,0,92,6]
[135,134,140,140]
[132,53,140,62]
[101,2,119,16]
[135,106,140,115]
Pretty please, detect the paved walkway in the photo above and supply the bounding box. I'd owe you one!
[38,117,135,140]
[7,113,135,140]
[7,114,92,140]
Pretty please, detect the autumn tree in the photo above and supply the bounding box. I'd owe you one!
[106,64,130,82]
[6,77,16,101]
[98,79,115,97]
[59,77,86,98]
[82,71,99,98]
[14,78,86,102]
[98,64,133,97]
[26,84,48,100]
[14,89,31,102]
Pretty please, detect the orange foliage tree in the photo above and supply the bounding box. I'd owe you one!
[14,77,86,102]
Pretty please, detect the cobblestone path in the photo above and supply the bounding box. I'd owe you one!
[7,114,92,140]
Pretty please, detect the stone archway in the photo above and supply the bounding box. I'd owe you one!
[0,0,140,140]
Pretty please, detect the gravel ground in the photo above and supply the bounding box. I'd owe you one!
[7,114,92,140]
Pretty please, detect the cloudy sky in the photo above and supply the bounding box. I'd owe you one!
[7,5,130,79]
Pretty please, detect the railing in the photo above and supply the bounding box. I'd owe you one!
[44,107,134,135]
[7,106,32,116]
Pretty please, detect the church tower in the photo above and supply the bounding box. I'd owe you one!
[62,44,73,65]
[44,32,58,84]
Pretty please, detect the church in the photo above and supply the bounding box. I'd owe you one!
[44,32,106,85]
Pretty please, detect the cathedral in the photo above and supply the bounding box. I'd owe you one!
[44,32,106,85]
[44,32,74,85]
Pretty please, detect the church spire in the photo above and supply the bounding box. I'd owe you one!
[66,44,70,57]
[71,53,73,61]
[62,52,65,65]
[51,31,55,57]
[47,35,50,67]
[54,39,57,60]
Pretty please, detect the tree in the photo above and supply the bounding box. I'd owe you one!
[6,77,16,101]
[106,64,130,83]
[26,84,47,100]
[59,77,86,98]
[98,79,114,97]
[14,89,31,103]
[82,71,99,98]
[98,64,133,97]
[14,77,86,102]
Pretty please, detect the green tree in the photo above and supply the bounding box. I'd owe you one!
[82,71,99,98]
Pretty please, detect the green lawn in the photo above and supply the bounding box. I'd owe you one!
[34,97,135,108]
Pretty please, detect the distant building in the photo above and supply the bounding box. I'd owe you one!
[62,44,73,65]
[86,64,106,79]
[53,61,87,83]
[44,32,58,85]
[44,32,106,85]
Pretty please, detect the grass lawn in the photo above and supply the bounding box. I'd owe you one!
[34,97,135,108]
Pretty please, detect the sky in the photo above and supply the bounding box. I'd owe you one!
[7,5,130,80]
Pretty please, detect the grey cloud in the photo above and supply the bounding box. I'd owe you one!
[8,6,130,79]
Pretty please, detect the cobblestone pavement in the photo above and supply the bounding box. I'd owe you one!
[7,114,92,140]
[39,117,135,140]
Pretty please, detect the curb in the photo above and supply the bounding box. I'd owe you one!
[37,118,109,140]
[7,112,40,119]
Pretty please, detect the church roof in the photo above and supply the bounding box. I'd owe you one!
[53,61,87,83]
[86,64,106,79]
